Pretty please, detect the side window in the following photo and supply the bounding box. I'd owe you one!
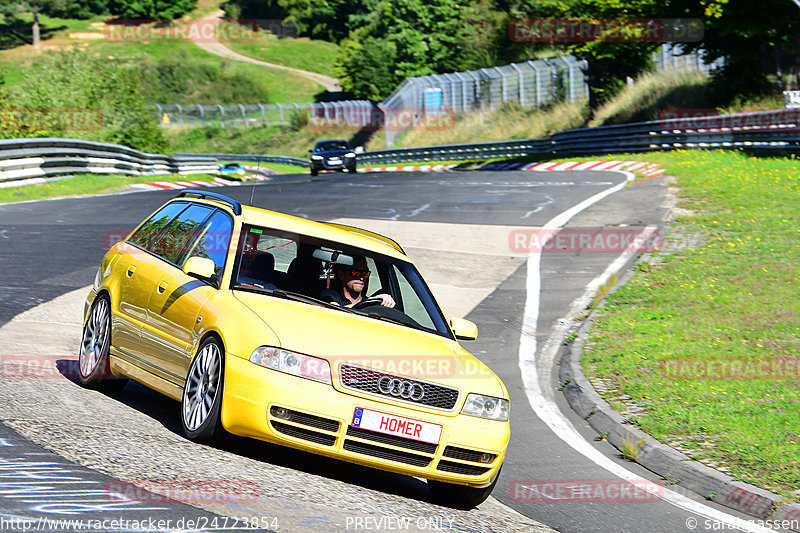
[181,211,233,275]
[390,264,435,331]
[256,234,297,274]
[150,204,213,265]
[129,202,187,252]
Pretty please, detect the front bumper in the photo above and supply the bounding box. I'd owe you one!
[221,355,508,487]
[311,159,355,170]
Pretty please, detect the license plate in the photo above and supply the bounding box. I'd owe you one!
[351,407,442,444]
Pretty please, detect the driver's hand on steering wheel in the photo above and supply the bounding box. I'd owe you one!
[375,294,395,308]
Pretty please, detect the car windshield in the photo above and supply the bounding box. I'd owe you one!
[231,225,452,339]
[315,141,350,152]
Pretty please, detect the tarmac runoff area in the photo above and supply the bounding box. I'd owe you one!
[0,218,552,533]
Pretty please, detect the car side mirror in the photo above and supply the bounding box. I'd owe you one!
[308,149,313,154]
[183,256,216,281]
[450,318,478,340]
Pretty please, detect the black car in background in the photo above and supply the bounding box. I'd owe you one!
[309,139,357,176]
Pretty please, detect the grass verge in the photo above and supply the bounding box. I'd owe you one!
[582,149,800,500]
[0,173,216,204]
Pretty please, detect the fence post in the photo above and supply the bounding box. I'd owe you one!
[455,72,469,112]
[258,104,266,127]
[510,63,524,106]
[176,104,183,125]
[496,67,507,106]
[238,104,246,127]
[198,105,205,127]
[217,105,225,129]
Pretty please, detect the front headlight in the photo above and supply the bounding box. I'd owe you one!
[461,393,510,421]
[249,347,332,385]
[311,155,324,160]
[344,152,356,158]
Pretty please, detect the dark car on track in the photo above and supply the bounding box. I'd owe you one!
[309,139,357,176]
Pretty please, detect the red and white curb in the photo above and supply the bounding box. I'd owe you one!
[481,160,663,177]
[130,177,244,191]
[357,164,457,173]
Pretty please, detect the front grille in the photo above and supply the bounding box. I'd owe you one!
[269,406,340,432]
[343,440,432,467]
[271,421,336,446]
[340,364,459,410]
[346,426,438,454]
[443,446,496,464]
[436,460,490,476]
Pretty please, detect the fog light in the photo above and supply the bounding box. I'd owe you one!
[479,453,493,464]
[271,406,290,420]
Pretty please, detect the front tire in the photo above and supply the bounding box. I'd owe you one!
[428,466,501,508]
[310,167,319,176]
[181,337,227,445]
[78,296,127,391]
[347,164,357,173]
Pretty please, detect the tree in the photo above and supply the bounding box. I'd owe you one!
[664,0,800,102]
[336,0,500,99]
[108,0,197,20]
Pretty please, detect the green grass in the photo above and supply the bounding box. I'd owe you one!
[225,29,340,78]
[0,19,324,104]
[0,173,216,204]
[582,149,800,499]
[164,124,374,158]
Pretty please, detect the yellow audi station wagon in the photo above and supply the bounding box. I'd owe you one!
[80,191,510,506]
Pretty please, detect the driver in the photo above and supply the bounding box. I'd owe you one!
[320,255,395,308]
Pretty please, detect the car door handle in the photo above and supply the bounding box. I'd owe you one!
[126,265,136,277]
[158,281,168,294]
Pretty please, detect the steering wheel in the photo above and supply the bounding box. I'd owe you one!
[351,297,384,310]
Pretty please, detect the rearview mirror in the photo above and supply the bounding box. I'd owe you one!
[312,249,354,266]
[450,318,478,340]
[183,256,216,281]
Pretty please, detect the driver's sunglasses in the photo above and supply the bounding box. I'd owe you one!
[347,269,371,279]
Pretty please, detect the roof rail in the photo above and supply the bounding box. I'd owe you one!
[177,190,242,215]
[321,222,405,254]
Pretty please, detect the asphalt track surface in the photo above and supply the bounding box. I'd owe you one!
[0,170,774,533]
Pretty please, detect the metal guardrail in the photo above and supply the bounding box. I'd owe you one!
[186,109,794,166]
[4,109,799,185]
[175,153,310,168]
[0,138,218,184]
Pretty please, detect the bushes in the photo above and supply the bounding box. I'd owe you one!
[6,49,166,152]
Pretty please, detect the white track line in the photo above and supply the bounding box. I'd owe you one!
[517,171,771,532]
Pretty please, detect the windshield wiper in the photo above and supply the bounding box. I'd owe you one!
[233,285,357,313]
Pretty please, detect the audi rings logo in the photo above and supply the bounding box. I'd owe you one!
[377,376,425,401]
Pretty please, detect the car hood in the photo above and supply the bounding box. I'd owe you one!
[233,291,505,397]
